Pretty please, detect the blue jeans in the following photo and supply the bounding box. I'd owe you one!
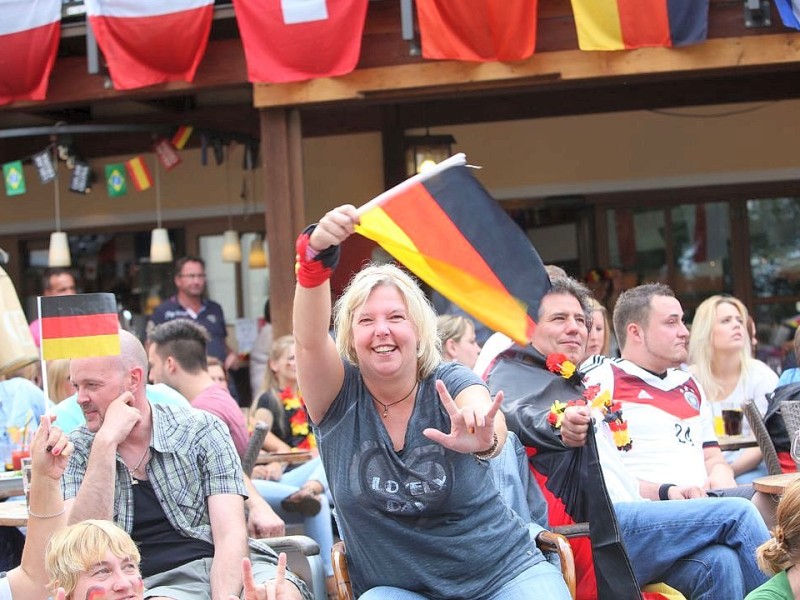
[251,458,334,577]
[358,559,570,600]
[616,497,770,599]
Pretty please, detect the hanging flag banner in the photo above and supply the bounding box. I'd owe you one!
[3,161,26,196]
[775,0,800,29]
[171,125,194,150]
[84,0,214,90]
[354,154,550,346]
[153,138,182,171]
[416,0,538,62]
[40,293,121,360]
[0,0,62,105]
[105,163,128,197]
[32,149,56,184]
[233,0,369,83]
[570,0,709,51]
[70,161,92,194]
[125,156,153,191]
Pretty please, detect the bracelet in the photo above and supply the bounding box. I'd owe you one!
[28,506,65,519]
[473,433,500,461]
[295,224,342,288]
[658,483,676,501]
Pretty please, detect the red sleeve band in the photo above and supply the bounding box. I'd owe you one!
[295,225,341,288]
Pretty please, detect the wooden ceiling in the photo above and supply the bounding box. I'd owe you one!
[1,0,799,163]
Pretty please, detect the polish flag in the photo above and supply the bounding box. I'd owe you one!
[0,0,61,105]
[85,0,214,90]
[233,0,369,83]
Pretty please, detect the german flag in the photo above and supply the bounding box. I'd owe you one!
[40,293,120,360]
[125,156,153,192]
[171,125,194,150]
[355,157,549,345]
[570,0,708,51]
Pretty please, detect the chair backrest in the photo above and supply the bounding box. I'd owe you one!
[262,535,327,600]
[780,400,800,469]
[242,421,270,477]
[743,399,782,475]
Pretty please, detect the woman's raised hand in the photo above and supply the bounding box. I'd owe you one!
[422,380,503,454]
[309,205,359,251]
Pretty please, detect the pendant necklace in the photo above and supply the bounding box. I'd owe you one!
[371,381,418,418]
[125,447,149,485]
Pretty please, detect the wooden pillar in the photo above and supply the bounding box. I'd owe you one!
[260,107,305,338]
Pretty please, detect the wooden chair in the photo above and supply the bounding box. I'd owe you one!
[331,530,577,600]
[242,420,271,477]
[743,399,782,475]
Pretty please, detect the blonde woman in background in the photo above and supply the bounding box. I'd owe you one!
[746,478,800,599]
[437,315,480,370]
[583,298,612,361]
[46,359,73,404]
[689,294,778,482]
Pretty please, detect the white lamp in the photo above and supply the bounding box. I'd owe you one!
[222,229,242,263]
[47,147,72,267]
[150,158,173,264]
[248,235,268,269]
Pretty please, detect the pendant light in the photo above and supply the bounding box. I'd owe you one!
[48,145,71,267]
[248,234,268,269]
[150,157,173,263]
[221,146,242,262]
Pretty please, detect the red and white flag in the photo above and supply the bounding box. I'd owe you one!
[85,0,213,90]
[417,0,538,62]
[0,0,61,105]
[233,0,368,83]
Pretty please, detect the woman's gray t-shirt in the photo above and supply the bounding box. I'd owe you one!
[315,361,541,599]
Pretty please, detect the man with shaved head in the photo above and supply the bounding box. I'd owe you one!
[63,330,310,600]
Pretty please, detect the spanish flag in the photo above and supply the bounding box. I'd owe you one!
[355,154,550,346]
[125,156,153,191]
[40,293,120,360]
[570,0,709,51]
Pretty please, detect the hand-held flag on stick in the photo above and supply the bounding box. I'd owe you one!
[39,293,120,360]
[355,154,550,345]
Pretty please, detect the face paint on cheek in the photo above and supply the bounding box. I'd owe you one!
[86,586,108,600]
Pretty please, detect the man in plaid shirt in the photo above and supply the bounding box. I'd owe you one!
[62,330,309,600]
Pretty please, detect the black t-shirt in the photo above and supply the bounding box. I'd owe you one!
[131,478,214,577]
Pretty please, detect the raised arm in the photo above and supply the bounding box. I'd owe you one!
[293,205,358,423]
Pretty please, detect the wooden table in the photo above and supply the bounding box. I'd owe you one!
[0,500,27,527]
[717,435,758,452]
[752,473,800,495]
[0,475,23,500]
[256,450,313,466]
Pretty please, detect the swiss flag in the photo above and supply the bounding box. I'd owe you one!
[417,0,538,62]
[85,0,213,90]
[233,0,368,83]
[0,0,61,105]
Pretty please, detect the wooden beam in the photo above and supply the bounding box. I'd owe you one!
[254,34,800,108]
[260,108,305,338]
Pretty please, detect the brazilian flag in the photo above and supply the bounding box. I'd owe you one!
[3,161,26,196]
[105,163,127,197]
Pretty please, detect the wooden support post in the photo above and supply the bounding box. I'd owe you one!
[260,108,306,338]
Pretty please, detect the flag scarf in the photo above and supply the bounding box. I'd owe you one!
[570,0,709,51]
[0,0,61,105]
[233,0,369,83]
[775,0,800,29]
[355,155,550,346]
[40,293,120,360]
[3,161,25,196]
[125,156,153,191]
[85,0,213,90]
[416,0,538,62]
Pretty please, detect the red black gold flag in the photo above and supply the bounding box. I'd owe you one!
[40,293,120,360]
[355,155,550,345]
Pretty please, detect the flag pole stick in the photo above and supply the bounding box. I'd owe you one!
[38,296,51,415]
[356,153,467,216]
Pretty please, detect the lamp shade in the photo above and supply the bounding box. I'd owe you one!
[248,236,268,269]
[48,232,71,267]
[150,228,173,264]
[222,229,242,263]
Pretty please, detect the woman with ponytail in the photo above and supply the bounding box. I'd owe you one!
[746,478,800,599]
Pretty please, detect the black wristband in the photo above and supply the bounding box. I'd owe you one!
[658,483,675,501]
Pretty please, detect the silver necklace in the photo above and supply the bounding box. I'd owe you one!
[125,447,149,485]
[370,382,418,418]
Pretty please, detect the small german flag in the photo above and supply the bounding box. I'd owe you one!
[40,293,120,360]
[125,156,153,192]
[171,125,194,150]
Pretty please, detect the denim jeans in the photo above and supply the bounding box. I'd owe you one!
[616,497,770,599]
[251,458,334,577]
[358,559,570,600]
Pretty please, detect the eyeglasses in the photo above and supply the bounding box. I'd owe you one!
[179,273,206,280]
